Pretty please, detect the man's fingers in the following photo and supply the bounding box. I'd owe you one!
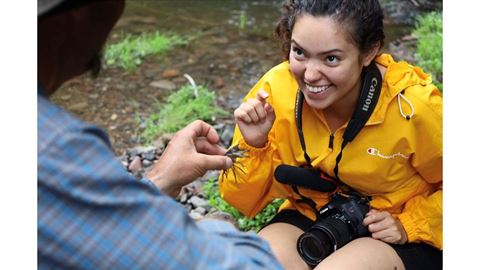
[182,120,220,144]
[195,138,227,155]
[199,154,233,170]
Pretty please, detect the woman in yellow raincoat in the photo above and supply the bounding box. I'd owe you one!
[220,0,442,269]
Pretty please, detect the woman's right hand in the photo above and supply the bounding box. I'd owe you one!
[234,89,275,148]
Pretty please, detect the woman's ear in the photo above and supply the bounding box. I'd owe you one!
[362,43,381,67]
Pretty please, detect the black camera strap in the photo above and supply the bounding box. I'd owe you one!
[292,61,382,194]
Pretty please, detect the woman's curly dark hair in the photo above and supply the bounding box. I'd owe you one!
[275,0,385,60]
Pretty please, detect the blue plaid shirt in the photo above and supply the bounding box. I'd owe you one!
[38,92,283,270]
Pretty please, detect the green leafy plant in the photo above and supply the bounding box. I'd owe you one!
[203,177,285,232]
[239,10,247,30]
[140,84,228,144]
[414,12,443,91]
[104,31,188,71]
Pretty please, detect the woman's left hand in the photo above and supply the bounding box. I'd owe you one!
[363,209,408,244]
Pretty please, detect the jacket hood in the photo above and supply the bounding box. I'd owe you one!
[369,54,433,124]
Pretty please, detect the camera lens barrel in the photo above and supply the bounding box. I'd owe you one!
[297,228,335,266]
[296,193,371,267]
[297,214,354,266]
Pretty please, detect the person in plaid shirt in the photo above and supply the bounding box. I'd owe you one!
[37,0,283,269]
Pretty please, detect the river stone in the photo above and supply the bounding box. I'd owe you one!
[142,159,152,167]
[190,196,208,208]
[140,147,157,160]
[161,69,180,78]
[220,125,235,147]
[193,206,207,215]
[128,156,142,172]
[149,80,176,90]
[189,211,204,220]
[68,102,88,111]
[202,170,220,182]
[179,192,188,204]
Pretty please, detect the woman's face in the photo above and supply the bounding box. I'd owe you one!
[289,15,372,112]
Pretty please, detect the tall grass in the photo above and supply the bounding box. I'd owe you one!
[104,31,189,71]
[140,84,228,144]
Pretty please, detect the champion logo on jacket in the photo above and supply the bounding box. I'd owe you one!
[367,147,409,160]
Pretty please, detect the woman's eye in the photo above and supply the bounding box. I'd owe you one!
[292,47,304,57]
[326,55,338,64]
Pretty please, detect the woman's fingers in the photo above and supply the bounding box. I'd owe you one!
[235,99,267,123]
[364,210,407,244]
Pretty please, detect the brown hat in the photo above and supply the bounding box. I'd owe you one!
[38,0,65,16]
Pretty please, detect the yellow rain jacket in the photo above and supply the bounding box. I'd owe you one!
[220,54,442,249]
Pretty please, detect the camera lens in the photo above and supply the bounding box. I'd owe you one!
[297,215,352,266]
[297,230,333,265]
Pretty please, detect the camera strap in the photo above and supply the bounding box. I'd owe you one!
[293,61,382,193]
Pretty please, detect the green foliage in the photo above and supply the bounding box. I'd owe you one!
[104,31,188,71]
[140,84,228,144]
[239,10,247,30]
[203,177,285,232]
[414,12,443,91]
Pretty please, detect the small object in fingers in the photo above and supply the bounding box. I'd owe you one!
[221,144,248,183]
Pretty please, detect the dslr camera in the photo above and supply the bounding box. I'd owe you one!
[297,192,370,266]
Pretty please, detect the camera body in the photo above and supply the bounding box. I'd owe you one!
[297,192,371,266]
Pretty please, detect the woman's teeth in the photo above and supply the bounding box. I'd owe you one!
[306,84,330,93]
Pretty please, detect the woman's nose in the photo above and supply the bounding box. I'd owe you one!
[304,63,323,83]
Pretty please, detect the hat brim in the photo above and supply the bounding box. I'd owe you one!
[38,0,65,16]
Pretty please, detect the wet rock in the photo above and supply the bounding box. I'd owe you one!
[153,133,174,152]
[149,80,176,90]
[68,102,88,111]
[190,196,208,208]
[193,206,207,215]
[211,36,229,45]
[162,69,180,78]
[179,192,188,204]
[142,159,152,167]
[213,77,225,88]
[60,94,71,101]
[202,170,220,182]
[128,155,143,172]
[127,149,139,159]
[172,77,187,84]
[139,146,157,160]
[189,211,203,220]
[220,124,235,147]
[205,211,237,227]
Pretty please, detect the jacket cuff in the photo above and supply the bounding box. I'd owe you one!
[238,138,271,154]
[396,212,417,243]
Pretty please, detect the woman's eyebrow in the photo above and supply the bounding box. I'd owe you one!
[291,39,343,55]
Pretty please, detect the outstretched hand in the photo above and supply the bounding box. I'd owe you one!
[363,209,408,245]
[234,89,275,148]
[146,120,233,197]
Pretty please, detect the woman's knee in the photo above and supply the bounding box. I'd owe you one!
[315,237,404,270]
[258,223,311,270]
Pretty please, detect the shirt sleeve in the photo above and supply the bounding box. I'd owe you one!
[38,123,283,270]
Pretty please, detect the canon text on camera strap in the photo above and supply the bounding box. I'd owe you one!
[295,61,382,191]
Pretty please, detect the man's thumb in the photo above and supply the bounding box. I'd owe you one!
[203,155,233,171]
